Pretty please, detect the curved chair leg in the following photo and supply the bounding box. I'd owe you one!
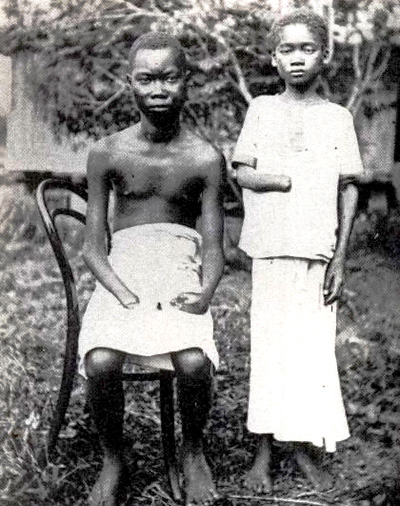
[160,371,181,501]
[47,316,80,457]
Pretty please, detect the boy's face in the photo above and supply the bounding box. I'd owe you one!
[272,23,327,87]
[129,47,186,119]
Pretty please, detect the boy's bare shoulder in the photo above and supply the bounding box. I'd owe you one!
[87,138,110,175]
[87,126,139,174]
[186,130,225,170]
[188,134,226,187]
[90,125,138,155]
[183,131,225,187]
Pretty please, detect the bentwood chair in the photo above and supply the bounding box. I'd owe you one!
[36,178,181,501]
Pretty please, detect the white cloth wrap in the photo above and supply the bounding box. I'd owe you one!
[248,258,350,452]
[78,223,218,376]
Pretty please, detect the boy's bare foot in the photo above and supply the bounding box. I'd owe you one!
[182,448,219,505]
[295,447,333,492]
[88,457,124,506]
[243,434,273,494]
[243,460,273,494]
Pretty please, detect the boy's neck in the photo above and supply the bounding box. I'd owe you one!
[140,114,181,143]
[282,80,321,104]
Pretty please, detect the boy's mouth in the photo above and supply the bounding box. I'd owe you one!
[147,104,171,111]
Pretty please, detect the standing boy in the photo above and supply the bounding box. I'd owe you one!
[232,8,363,493]
[79,32,225,506]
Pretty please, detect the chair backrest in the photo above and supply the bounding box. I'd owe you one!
[36,178,111,332]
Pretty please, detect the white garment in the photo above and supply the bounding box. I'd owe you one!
[248,258,350,452]
[232,95,364,260]
[78,223,218,377]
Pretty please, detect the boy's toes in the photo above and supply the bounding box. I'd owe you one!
[261,480,272,494]
[186,490,219,506]
[183,451,219,505]
[257,479,272,494]
[243,475,272,494]
[211,486,220,499]
[204,487,219,504]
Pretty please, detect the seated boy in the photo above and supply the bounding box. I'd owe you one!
[79,32,225,506]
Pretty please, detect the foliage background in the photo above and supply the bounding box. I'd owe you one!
[1,0,400,156]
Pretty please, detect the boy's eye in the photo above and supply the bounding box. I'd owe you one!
[137,76,151,84]
[166,75,179,83]
[304,45,317,54]
[279,46,292,54]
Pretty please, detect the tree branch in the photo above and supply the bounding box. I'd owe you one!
[352,41,362,81]
[363,41,382,82]
[346,40,390,116]
[187,22,253,104]
[94,63,128,89]
[318,76,332,100]
[371,46,391,82]
[94,85,127,115]
[346,40,363,112]
[229,49,253,104]
[346,82,361,113]
[346,41,374,113]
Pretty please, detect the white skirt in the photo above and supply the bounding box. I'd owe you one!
[248,258,349,452]
[78,223,218,376]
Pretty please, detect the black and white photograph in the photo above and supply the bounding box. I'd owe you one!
[0,0,400,504]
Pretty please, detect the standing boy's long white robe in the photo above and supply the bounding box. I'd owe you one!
[232,94,364,451]
[249,258,349,452]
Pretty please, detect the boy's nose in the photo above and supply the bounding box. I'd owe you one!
[291,51,305,65]
[151,80,168,95]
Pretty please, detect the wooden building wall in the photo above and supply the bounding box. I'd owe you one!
[5,54,92,175]
[356,90,397,178]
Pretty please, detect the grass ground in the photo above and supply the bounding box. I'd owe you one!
[0,187,400,505]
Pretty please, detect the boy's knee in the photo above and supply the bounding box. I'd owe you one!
[173,348,211,381]
[85,348,123,379]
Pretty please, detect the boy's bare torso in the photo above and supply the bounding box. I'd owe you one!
[97,124,215,231]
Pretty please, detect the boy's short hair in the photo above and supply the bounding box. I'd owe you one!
[269,7,328,51]
[128,32,187,72]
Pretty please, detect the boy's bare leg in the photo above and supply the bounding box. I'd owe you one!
[294,443,333,491]
[172,348,219,506]
[243,434,273,493]
[86,348,125,506]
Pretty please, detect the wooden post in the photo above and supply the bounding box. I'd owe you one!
[0,54,12,117]
[394,79,400,164]
[393,79,400,202]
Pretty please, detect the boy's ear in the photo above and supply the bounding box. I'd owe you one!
[271,51,278,67]
[322,48,330,64]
